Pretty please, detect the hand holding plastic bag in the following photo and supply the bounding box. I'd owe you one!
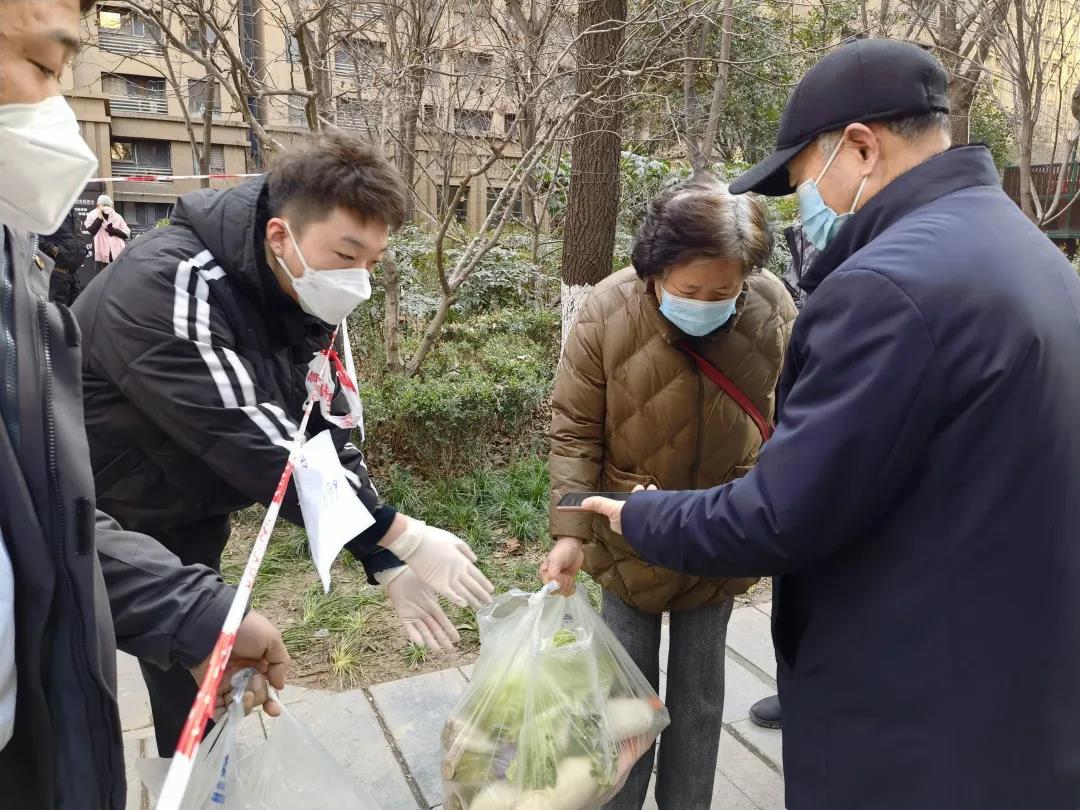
[442,583,670,810]
[138,669,378,809]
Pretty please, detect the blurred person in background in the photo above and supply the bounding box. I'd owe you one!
[84,192,128,275]
[40,204,87,304]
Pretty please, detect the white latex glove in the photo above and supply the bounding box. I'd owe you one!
[383,518,494,609]
[377,566,461,652]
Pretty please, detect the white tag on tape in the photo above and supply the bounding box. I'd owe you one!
[294,430,375,592]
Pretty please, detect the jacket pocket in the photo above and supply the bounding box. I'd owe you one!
[93,446,146,497]
[600,460,659,492]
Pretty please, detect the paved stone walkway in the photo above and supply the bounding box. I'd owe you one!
[121,601,783,809]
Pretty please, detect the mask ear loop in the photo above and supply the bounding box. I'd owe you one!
[849,175,869,214]
[276,220,313,281]
[815,136,846,184]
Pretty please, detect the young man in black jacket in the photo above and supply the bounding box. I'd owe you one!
[39,206,87,305]
[74,132,495,754]
[0,1,290,807]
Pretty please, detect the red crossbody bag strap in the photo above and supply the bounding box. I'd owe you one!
[676,340,774,442]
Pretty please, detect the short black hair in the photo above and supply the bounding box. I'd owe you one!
[267,131,407,231]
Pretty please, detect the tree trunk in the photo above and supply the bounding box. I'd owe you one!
[695,0,734,174]
[200,77,215,189]
[560,0,626,347]
[382,50,425,375]
[1018,113,1038,221]
[948,78,975,145]
[1013,0,1038,222]
[381,254,405,373]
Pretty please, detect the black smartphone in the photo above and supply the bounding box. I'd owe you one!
[556,491,634,511]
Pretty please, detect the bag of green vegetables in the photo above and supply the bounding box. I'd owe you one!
[442,582,670,810]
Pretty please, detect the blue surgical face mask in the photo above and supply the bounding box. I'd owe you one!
[795,138,869,251]
[659,285,738,337]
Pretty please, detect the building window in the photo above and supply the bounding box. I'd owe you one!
[336,39,385,83]
[457,52,493,77]
[487,186,524,222]
[119,201,173,236]
[286,34,301,63]
[97,7,162,55]
[438,184,469,223]
[206,145,226,175]
[335,97,380,135]
[503,112,517,136]
[184,19,218,54]
[102,73,167,115]
[354,5,382,24]
[424,52,442,88]
[286,95,307,126]
[455,108,492,135]
[187,78,221,117]
[110,138,172,179]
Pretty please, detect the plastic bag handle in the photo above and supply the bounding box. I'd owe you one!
[229,667,257,708]
[529,580,560,605]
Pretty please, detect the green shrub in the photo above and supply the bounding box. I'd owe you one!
[360,306,558,472]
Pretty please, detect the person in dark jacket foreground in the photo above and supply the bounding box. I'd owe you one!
[74,132,495,754]
[0,0,290,807]
[39,205,87,305]
[747,224,818,733]
[580,39,1080,809]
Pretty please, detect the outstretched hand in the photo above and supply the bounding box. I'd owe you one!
[191,610,290,718]
[580,485,656,535]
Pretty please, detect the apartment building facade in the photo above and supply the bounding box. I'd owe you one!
[63,0,554,233]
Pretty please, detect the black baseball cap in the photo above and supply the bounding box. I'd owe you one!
[729,39,950,197]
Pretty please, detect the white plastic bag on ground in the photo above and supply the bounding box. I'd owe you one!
[442,583,670,810]
[138,669,378,809]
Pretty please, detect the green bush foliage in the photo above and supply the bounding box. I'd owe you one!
[359,307,559,472]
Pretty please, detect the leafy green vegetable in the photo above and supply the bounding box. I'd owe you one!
[552,629,577,648]
[441,591,667,809]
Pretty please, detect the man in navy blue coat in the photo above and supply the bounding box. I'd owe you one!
[574,39,1080,809]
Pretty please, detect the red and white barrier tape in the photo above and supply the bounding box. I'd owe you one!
[155,324,343,810]
[89,172,263,183]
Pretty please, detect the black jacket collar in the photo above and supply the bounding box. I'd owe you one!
[170,176,318,348]
[800,145,1000,295]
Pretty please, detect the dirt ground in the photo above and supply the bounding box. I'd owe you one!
[225,510,776,691]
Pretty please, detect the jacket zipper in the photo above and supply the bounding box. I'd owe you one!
[0,234,26,447]
[38,297,115,803]
[690,359,704,487]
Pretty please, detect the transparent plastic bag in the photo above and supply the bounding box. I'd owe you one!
[138,669,378,809]
[442,583,670,810]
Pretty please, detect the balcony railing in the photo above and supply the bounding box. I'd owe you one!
[98,30,163,56]
[110,163,172,180]
[109,96,167,115]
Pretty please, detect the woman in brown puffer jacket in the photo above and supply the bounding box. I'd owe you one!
[541,175,797,809]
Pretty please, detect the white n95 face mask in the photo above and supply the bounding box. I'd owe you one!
[0,95,98,234]
[276,222,373,325]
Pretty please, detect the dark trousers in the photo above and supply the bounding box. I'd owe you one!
[601,591,735,810]
[135,514,231,755]
[48,267,81,306]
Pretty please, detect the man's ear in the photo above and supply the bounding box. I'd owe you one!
[844,123,880,172]
[265,217,288,258]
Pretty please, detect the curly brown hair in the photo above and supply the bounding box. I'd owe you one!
[630,174,773,280]
[267,131,407,232]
